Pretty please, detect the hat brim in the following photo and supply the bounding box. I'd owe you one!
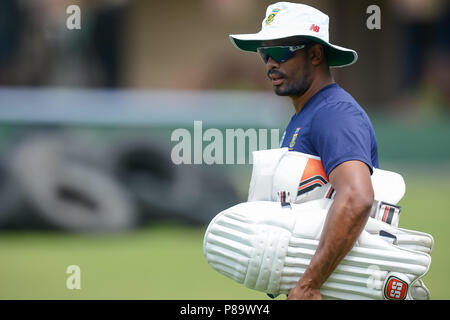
[229,34,357,68]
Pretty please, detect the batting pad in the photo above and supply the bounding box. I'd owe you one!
[248,148,406,205]
[203,199,431,300]
[365,217,434,255]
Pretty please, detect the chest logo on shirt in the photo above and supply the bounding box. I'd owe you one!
[289,127,301,150]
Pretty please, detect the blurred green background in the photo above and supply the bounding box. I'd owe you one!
[0,173,448,300]
[0,116,448,300]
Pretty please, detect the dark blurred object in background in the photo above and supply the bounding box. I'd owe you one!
[0,0,129,87]
[0,0,21,67]
[0,128,241,232]
[5,129,138,232]
[107,138,241,226]
[391,0,450,117]
[0,159,22,227]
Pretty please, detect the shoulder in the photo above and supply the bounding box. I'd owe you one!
[318,83,360,106]
[312,85,370,127]
[311,102,367,132]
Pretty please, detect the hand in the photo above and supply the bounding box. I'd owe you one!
[287,284,322,300]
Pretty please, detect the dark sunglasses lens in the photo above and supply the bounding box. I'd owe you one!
[258,47,295,63]
[258,48,270,63]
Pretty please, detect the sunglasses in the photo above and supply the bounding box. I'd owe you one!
[257,45,306,64]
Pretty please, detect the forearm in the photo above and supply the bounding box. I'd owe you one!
[297,192,372,290]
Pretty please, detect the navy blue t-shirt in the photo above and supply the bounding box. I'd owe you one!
[280,83,379,177]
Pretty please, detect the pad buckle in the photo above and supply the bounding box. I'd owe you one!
[277,191,291,209]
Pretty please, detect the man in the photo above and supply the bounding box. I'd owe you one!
[229,2,379,299]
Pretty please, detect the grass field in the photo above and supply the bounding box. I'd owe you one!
[0,173,449,300]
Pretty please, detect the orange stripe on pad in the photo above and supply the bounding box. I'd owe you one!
[382,206,390,222]
[298,179,326,191]
[326,187,334,198]
[301,158,329,183]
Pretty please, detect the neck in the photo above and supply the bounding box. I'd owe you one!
[291,75,334,114]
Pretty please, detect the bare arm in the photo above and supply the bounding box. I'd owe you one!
[287,160,374,300]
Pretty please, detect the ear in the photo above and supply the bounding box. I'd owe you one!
[308,44,326,66]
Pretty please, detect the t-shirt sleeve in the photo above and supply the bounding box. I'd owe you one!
[310,103,374,177]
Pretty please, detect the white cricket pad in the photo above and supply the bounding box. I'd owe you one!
[248,148,406,205]
[203,200,431,300]
[365,215,434,255]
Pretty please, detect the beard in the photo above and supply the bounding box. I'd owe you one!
[269,63,312,97]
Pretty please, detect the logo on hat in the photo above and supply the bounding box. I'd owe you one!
[265,8,280,25]
[309,24,320,32]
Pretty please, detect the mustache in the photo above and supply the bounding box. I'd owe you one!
[267,69,287,79]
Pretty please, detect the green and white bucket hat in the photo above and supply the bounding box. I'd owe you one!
[229,2,358,68]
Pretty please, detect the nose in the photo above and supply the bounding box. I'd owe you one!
[266,56,280,70]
